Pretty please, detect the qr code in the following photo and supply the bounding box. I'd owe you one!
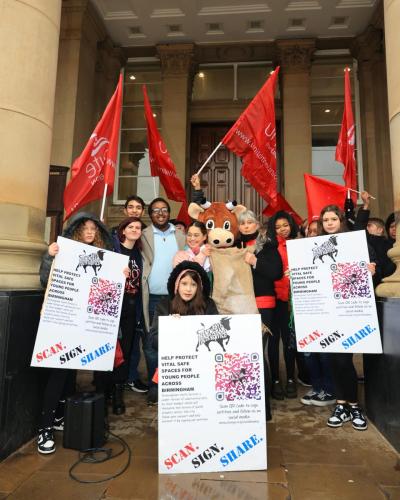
[87,278,122,317]
[331,262,371,299]
[215,353,261,401]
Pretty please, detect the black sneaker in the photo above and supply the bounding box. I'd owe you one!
[310,391,336,407]
[37,427,55,454]
[286,379,297,399]
[300,389,319,406]
[53,416,64,431]
[271,381,284,400]
[349,405,368,431]
[327,404,351,428]
[127,380,149,393]
[147,385,158,405]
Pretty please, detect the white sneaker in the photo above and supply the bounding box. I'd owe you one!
[37,427,55,454]
[327,404,351,428]
[300,389,318,406]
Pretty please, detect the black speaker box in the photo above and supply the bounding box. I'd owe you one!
[63,392,106,451]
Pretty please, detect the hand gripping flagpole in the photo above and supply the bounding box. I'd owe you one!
[195,141,222,175]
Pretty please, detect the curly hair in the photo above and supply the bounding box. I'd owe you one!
[71,220,106,248]
[266,210,299,243]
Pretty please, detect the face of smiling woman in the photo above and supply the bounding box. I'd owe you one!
[186,226,207,250]
[275,218,291,239]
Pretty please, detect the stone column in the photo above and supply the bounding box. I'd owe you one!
[376,0,400,297]
[352,23,393,219]
[276,39,315,217]
[156,44,195,215]
[0,0,62,289]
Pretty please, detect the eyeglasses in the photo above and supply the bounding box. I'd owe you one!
[151,208,169,215]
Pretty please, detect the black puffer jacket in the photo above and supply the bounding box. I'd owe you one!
[150,260,219,349]
[39,212,113,287]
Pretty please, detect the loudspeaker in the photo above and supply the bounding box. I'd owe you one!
[63,392,106,451]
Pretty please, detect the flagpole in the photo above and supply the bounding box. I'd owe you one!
[100,183,108,221]
[196,141,222,175]
[152,177,157,198]
[348,187,376,200]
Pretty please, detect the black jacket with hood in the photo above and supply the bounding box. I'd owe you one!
[39,212,113,288]
[149,261,219,350]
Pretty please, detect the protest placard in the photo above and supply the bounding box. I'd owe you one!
[31,236,128,370]
[287,230,382,353]
[158,314,267,474]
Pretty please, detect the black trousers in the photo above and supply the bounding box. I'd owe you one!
[40,369,76,428]
[268,300,296,382]
[94,295,137,392]
[330,353,358,402]
[259,308,274,417]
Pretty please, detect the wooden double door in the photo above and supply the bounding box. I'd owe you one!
[190,124,269,217]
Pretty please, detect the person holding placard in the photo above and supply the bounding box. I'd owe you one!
[93,216,144,415]
[266,211,309,400]
[317,205,378,431]
[149,261,219,354]
[240,210,283,421]
[37,213,113,454]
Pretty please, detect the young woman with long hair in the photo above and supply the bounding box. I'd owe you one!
[318,204,377,430]
[149,261,219,355]
[37,213,113,454]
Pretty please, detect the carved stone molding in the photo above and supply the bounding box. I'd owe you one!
[275,39,316,73]
[351,25,384,63]
[156,44,195,77]
[95,38,125,80]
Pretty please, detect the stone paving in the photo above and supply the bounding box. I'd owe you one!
[0,381,399,500]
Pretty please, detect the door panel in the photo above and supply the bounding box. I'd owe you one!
[190,124,266,216]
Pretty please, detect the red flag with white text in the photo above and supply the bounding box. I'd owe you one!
[263,193,303,226]
[335,68,357,201]
[63,74,123,220]
[143,85,190,225]
[222,67,279,205]
[304,174,347,223]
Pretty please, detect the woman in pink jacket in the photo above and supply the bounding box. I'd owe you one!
[173,221,211,272]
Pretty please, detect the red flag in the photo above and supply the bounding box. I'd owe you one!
[63,74,123,220]
[335,68,357,201]
[222,67,279,205]
[304,174,347,223]
[262,193,303,226]
[143,85,190,225]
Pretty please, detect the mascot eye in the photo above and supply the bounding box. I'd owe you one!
[206,220,215,230]
[223,220,231,231]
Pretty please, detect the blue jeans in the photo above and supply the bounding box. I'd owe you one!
[142,294,168,387]
[304,352,335,395]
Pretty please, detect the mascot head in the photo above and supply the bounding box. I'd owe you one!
[188,199,246,248]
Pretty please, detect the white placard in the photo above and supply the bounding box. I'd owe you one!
[158,314,267,474]
[31,236,128,370]
[287,231,382,354]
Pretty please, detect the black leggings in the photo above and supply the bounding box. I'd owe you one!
[268,300,295,382]
[330,353,358,402]
[94,295,137,391]
[40,369,76,428]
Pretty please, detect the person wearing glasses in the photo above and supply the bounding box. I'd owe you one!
[141,198,186,404]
